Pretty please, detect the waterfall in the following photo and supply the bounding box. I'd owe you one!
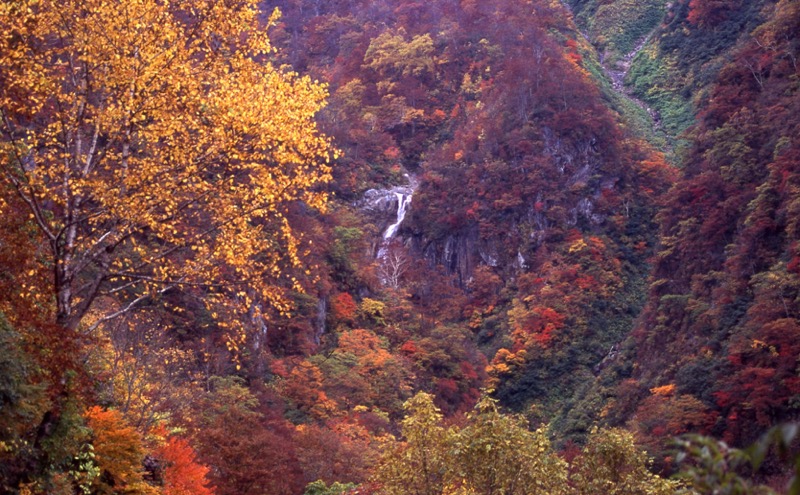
[384,192,412,240]
[377,191,412,259]
[358,173,417,265]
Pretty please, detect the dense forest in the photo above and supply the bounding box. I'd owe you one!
[1,0,799,493]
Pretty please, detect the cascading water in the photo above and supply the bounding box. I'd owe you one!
[377,190,412,259]
[384,192,412,239]
[357,171,417,258]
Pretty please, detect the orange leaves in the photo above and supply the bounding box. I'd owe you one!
[315,327,416,412]
[84,406,154,494]
[336,329,397,377]
[486,348,527,388]
[636,152,677,200]
[338,329,390,360]
[383,146,401,160]
[156,437,214,495]
[563,38,585,72]
[650,384,677,397]
[281,359,338,419]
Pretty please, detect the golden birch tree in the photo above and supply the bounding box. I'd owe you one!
[0,0,334,332]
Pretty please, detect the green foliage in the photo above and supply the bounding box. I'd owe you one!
[626,0,800,451]
[374,393,451,495]
[493,248,653,443]
[450,396,568,495]
[0,317,46,492]
[625,0,767,144]
[0,316,47,455]
[38,396,96,495]
[375,393,685,495]
[0,317,111,495]
[359,299,387,327]
[626,46,695,138]
[3,1,797,494]
[749,424,800,493]
[571,427,680,495]
[329,226,368,291]
[673,425,800,495]
[658,0,766,71]
[572,39,674,159]
[304,480,357,495]
[70,444,101,495]
[364,29,435,80]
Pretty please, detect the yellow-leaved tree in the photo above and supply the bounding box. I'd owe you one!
[0,0,334,332]
[374,392,568,495]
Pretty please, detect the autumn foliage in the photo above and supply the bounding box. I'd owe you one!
[629,0,800,450]
[85,406,155,494]
[2,0,799,493]
[0,0,334,336]
[156,437,213,495]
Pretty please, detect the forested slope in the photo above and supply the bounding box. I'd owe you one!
[625,0,800,451]
[2,0,799,494]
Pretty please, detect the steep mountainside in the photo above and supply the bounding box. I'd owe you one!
[627,0,800,446]
[560,0,800,467]
[268,0,676,440]
[2,0,799,493]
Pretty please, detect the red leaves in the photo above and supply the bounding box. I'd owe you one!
[715,320,800,442]
[788,255,800,275]
[459,361,479,382]
[330,292,358,326]
[400,340,419,355]
[687,0,741,29]
[511,305,566,349]
[194,380,305,495]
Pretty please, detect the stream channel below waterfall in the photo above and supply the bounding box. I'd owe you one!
[559,1,665,138]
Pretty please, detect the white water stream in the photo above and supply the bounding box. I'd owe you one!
[377,189,413,259]
[384,192,412,240]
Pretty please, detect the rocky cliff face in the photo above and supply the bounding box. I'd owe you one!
[408,130,617,286]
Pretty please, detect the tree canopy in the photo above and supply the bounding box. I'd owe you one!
[0,0,334,333]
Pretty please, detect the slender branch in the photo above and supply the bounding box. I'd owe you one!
[106,271,243,289]
[85,287,167,333]
[0,109,57,243]
[105,278,143,295]
[69,256,111,325]
[68,220,128,276]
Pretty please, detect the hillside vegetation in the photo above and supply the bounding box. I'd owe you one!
[1,0,799,494]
